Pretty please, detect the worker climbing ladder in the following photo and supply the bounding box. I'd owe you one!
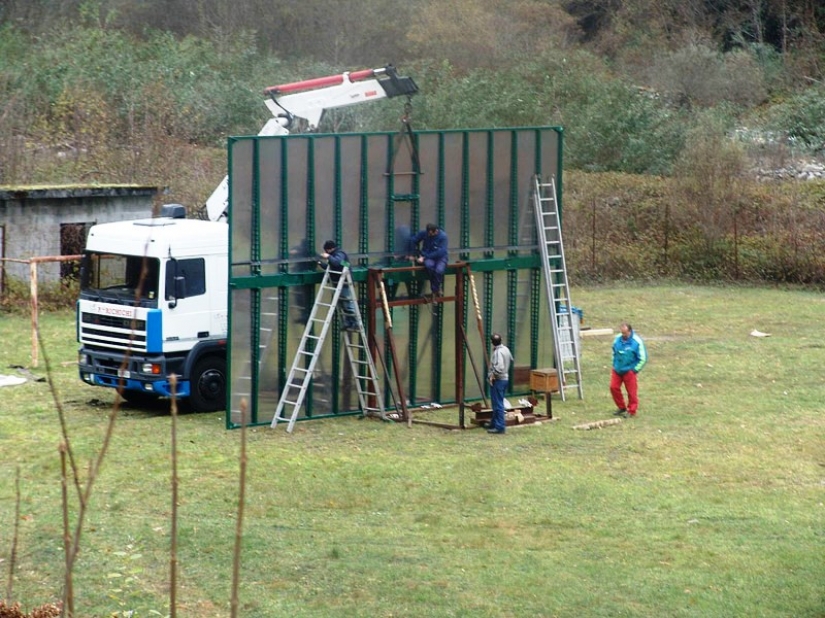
[271,266,386,432]
[532,175,584,401]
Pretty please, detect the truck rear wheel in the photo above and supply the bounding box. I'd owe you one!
[190,356,227,412]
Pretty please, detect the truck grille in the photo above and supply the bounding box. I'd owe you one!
[80,312,147,352]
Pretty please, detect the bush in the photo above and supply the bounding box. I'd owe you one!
[767,85,825,153]
[563,170,825,287]
[564,79,688,174]
[0,277,79,313]
[650,44,767,109]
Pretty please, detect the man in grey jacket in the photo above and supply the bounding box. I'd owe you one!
[487,333,513,434]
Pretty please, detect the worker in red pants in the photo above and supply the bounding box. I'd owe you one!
[610,322,647,418]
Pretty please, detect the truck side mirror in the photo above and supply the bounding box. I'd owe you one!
[166,258,187,308]
[168,276,187,308]
[171,275,187,306]
[79,254,91,288]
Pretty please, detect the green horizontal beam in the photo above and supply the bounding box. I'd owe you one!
[229,255,541,290]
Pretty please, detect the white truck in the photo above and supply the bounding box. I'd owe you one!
[76,65,418,411]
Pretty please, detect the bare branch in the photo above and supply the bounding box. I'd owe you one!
[170,375,179,618]
[37,329,83,504]
[6,465,21,603]
[230,399,249,618]
[60,445,73,618]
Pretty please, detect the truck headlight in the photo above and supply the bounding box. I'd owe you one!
[141,363,162,375]
[78,353,89,365]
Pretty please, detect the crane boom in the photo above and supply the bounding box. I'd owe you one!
[205,65,417,222]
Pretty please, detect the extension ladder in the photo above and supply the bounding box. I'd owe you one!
[533,175,584,400]
[271,266,386,432]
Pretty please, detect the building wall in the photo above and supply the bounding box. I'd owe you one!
[0,186,158,283]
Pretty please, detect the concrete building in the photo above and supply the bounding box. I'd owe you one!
[0,185,160,288]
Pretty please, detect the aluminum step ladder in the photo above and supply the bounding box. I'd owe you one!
[271,266,386,432]
[533,175,584,400]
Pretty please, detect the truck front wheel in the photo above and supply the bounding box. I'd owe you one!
[190,356,227,412]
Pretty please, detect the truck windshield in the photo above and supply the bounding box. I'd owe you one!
[80,252,160,307]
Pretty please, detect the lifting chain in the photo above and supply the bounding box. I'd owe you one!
[387,95,420,175]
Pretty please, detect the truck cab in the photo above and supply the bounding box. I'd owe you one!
[77,206,228,411]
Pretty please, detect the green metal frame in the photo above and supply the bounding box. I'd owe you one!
[226,126,563,429]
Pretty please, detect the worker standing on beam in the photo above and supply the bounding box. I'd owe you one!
[408,222,449,299]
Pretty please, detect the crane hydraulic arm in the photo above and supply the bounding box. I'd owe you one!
[205,64,418,221]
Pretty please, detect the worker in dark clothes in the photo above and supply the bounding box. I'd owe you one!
[320,240,360,331]
[407,223,448,298]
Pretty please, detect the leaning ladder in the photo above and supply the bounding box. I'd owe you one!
[533,175,584,400]
[271,266,386,432]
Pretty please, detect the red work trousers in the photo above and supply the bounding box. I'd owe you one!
[610,369,639,415]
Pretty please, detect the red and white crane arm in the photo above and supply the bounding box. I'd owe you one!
[206,65,417,221]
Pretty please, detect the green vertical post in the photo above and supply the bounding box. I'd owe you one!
[508,131,520,254]
[556,128,564,219]
[276,138,290,414]
[302,136,316,417]
[530,269,541,368]
[385,133,396,260]
[464,133,475,260]
[378,134,397,407]
[482,131,494,357]
[334,135,353,416]
[485,131,495,260]
[360,135,370,259]
[507,131,520,380]
[333,136,342,246]
[532,129,545,369]
[507,268,517,378]
[428,133,449,403]
[483,131,495,335]
[225,140,235,430]
[249,139,262,424]
[406,133,420,402]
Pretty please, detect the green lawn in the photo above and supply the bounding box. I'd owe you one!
[1,284,823,617]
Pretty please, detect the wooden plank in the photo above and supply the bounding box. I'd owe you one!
[580,328,614,337]
[572,418,622,430]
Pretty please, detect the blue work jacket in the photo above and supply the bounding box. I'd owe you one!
[411,229,448,263]
[612,330,647,375]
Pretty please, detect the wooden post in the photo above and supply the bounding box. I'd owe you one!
[9,254,82,369]
[30,260,38,368]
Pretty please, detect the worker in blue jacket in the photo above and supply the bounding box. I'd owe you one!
[408,223,449,298]
[610,322,647,418]
[321,240,360,331]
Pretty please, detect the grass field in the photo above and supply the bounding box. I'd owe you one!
[1,284,824,617]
